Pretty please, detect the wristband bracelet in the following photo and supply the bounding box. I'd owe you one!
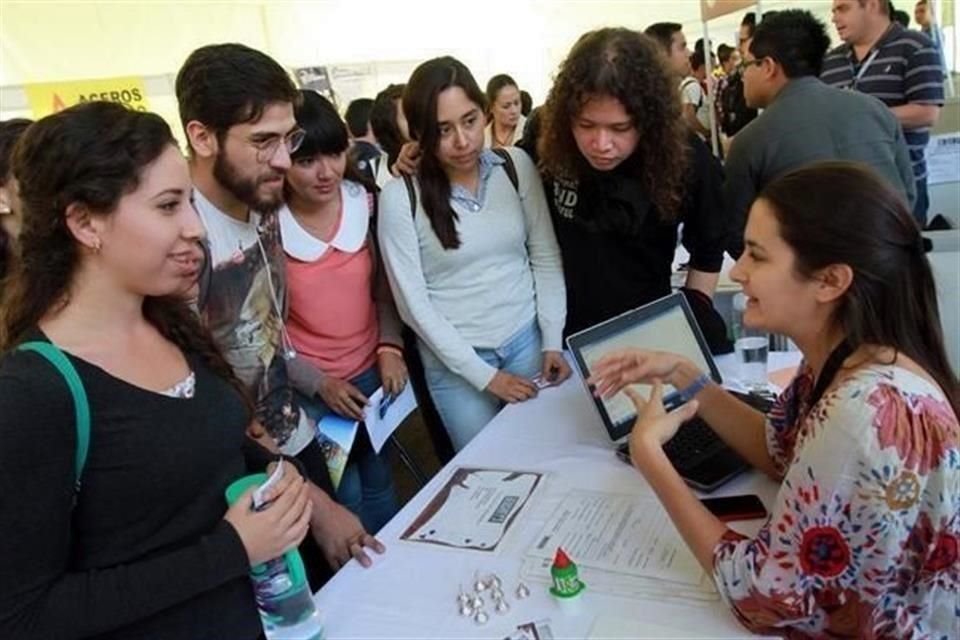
[376,345,404,358]
[663,372,711,409]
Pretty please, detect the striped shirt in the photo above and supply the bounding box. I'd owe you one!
[821,22,944,180]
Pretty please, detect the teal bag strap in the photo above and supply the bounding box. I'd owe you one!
[17,341,90,491]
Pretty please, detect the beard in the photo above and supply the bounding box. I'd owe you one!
[213,150,285,214]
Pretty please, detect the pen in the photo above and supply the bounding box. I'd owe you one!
[378,392,395,419]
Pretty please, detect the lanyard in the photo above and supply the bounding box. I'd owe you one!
[849,49,880,90]
[808,340,855,409]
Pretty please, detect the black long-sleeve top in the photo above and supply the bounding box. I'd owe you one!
[520,133,727,336]
[0,334,273,639]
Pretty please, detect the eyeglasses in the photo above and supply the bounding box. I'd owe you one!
[737,58,765,73]
[230,128,306,162]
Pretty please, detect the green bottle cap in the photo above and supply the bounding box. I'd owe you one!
[549,547,585,599]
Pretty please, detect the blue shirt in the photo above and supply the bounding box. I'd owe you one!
[449,149,505,212]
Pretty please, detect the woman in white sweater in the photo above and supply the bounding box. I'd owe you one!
[378,56,567,451]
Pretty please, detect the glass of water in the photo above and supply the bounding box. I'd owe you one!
[735,334,769,392]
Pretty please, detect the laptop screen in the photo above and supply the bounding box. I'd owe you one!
[566,292,721,440]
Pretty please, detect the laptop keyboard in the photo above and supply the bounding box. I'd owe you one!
[613,390,774,491]
[663,417,723,471]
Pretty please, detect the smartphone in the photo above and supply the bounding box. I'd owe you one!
[700,494,768,522]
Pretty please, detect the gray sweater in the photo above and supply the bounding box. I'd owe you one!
[378,148,566,391]
[724,76,915,251]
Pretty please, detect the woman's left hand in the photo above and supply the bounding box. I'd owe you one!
[624,380,699,464]
[378,351,408,396]
[541,351,572,385]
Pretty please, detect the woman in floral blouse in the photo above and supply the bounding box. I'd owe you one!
[589,162,959,639]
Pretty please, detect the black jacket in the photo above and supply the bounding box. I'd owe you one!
[519,133,728,338]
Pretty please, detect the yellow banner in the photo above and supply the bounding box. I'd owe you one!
[24,76,150,119]
[700,0,756,22]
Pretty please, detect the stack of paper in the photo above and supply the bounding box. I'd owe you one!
[521,491,718,602]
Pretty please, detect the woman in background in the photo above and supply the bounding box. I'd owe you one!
[484,74,526,148]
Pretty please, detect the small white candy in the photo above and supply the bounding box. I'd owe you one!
[495,599,510,614]
[471,595,484,609]
[488,575,502,590]
[459,603,473,617]
[490,588,504,601]
[474,609,489,625]
[515,582,531,599]
[473,577,487,592]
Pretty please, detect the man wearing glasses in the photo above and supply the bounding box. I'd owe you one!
[723,10,915,258]
[175,43,385,585]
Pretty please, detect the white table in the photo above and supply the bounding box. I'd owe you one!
[313,353,801,639]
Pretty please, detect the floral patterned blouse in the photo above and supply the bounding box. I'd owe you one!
[712,363,959,639]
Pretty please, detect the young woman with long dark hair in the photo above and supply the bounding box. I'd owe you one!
[590,162,958,638]
[378,56,568,451]
[0,102,311,639]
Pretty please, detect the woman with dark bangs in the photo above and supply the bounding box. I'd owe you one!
[522,27,729,342]
[280,90,403,534]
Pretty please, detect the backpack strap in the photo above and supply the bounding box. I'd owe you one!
[17,341,90,494]
[402,173,418,218]
[680,77,704,109]
[403,149,520,220]
[491,148,520,193]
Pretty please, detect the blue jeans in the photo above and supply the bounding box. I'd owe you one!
[297,365,399,534]
[912,176,929,228]
[418,320,542,451]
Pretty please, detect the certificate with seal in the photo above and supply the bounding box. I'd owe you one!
[400,468,543,552]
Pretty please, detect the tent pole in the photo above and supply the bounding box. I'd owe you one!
[702,19,720,156]
[928,0,956,97]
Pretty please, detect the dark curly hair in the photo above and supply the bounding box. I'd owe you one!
[2,102,252,416]
[537,28,688,221]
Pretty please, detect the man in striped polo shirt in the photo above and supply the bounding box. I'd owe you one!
[821,0,944,226]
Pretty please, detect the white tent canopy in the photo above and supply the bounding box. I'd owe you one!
[0,0,832,126]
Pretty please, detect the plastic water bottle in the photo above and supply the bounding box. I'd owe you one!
[226,474,324,640]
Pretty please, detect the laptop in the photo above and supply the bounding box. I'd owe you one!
[567,292,768,492]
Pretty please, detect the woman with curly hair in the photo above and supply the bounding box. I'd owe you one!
[521,27,728,339]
